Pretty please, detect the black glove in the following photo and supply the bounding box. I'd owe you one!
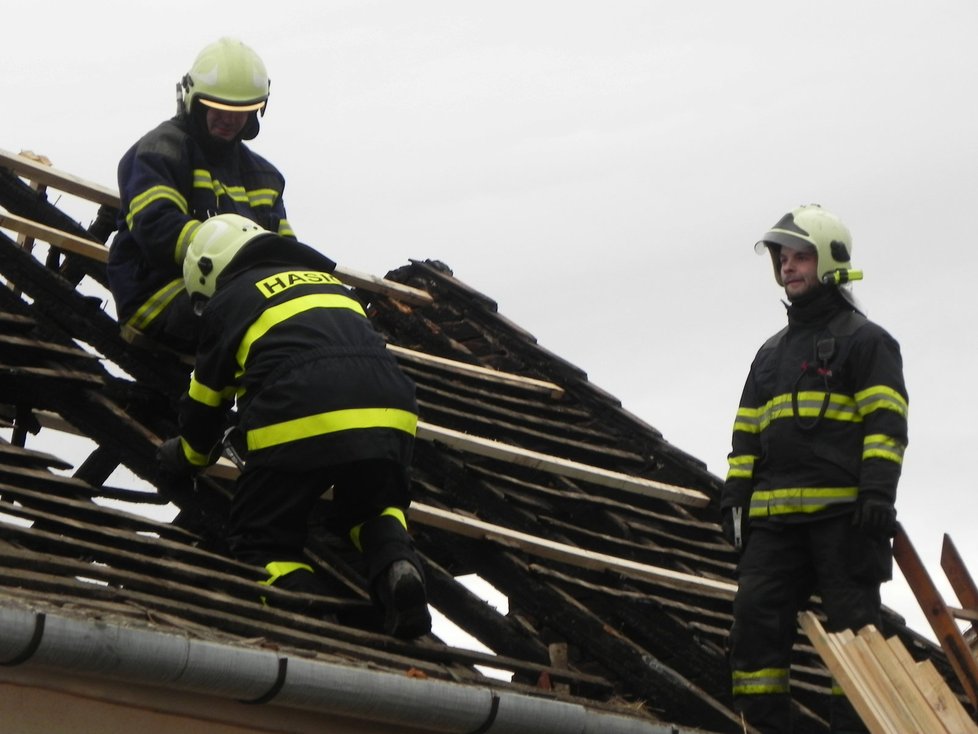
[721,507,750,552]
[852,493,897,538]
[156,437,197,479]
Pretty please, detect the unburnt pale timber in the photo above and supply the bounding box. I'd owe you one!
[887,639,978,734]
[199,450,731,598]
[893,523,978,710]
[409,502,735,599]
[799,613,902,734]
[0,208,434,306]
[415,421,710,507]
[858,625,950,734]
[1,149,434,306]
[802,611,978,734]
[0,147,120,207]
[0,210,109,262]
[387,343,563,398]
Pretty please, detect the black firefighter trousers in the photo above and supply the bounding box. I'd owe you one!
[228,459,424,596]
[728,513,892,733]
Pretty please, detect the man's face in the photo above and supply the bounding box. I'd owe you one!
[205,108,249,141]
[779,245,820,301]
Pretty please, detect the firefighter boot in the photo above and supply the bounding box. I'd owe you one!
[261,561,337,622]
[378,559,432,639]
[356,511,431,639]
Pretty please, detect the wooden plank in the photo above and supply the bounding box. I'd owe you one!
[893,524,978,710]
[415,421,710,507]
[387,343,564,398]
[942,534,978,631]
[888,639,978,734]
[949,607,978,624]
[0,210,434,308]
[0,147,120,208]
[410,502,735,599]
[799,612,899,734]
[857,625,951,733]
[204,459,735,599]
[0,210,109,263]
[332,264,432,306]
[0,406,76,435]
[844,632,924,733]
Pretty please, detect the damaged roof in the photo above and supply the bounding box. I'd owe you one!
[0,149,961,733]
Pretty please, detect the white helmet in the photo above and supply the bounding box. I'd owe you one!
[183,214,266,304]
[754,204,861,286]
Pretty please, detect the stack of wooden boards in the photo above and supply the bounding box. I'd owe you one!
[802,524,978,733]
[801,612,975,733]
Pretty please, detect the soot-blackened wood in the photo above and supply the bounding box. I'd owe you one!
[452,536,746,732]
[0,231,187,394]
[0,442,71,471]
[421,550,551,667]
[0,167,111,287]
[72,444,122,487]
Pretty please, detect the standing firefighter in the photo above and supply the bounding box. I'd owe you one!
[721,204,908,733]
[157,214,431,639]
[108,37,295,353]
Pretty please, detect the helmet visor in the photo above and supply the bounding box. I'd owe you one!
[754,231,814,256]
[199,97,266,113]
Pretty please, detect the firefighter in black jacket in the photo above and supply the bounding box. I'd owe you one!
[721,205,908,733]
[157,213,431,639]
[108,38,294,353]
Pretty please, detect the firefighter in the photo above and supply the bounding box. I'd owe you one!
[108,37,295,354]
[721,204,908,732]
[157,214,431,639]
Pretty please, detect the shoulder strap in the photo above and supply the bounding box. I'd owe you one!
[760,326,789,351]
[827,309,868,337]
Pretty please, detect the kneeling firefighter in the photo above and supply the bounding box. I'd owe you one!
[157,213,431,639]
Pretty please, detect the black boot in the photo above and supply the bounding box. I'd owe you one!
[377,559,432,639]
[357,514,431,638]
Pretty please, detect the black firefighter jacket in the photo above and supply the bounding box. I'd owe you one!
[721,287,909,524]
[108,113,294,329]
[176,235,417,472]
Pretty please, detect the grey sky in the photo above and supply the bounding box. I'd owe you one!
[5,0,977,640]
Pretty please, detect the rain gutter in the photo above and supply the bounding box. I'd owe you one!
[0,605,711,734]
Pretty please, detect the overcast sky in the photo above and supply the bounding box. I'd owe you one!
[5,1,978,642]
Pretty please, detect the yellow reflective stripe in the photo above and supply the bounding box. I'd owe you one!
[235,293,367,372]
[175,219,202,264]
[759,392,860,429]
[192,169,213,189]
[732,667,790,696]
[247,407,418,451]
[179,436,211,467]
[749,486,858,517]
[222,185,249,204]
[126,185,189,228]
[349,507,408,551]
[188,373,236,407]
[863,433,905,464]
[125,278,184,330]
[855,385,908,419]
[260,561,314,586]
[733,406,761,434]
[191,169,282,209]
[248,188,280,207]
[278,219,295,238]
[726,454,757,480]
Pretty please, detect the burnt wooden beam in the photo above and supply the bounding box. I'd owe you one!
[421,551,551,667]
[0,231,187,394]
[453,538,745,732]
